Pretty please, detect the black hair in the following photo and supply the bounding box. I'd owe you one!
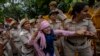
[71,2,88,16]
[49,11,59,16]
[88,0,95,7]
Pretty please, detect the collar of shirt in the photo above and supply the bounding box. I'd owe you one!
[20,29,33,35]
[49,20,61,24]
[69,19,87,24]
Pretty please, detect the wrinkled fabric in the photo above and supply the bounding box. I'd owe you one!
[32,20,75,56]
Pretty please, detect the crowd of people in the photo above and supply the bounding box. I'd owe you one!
[0,1,99,56]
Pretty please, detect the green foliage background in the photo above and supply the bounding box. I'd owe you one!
[0,0,95,21]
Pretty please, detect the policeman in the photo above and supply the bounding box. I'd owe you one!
[19,18,34,56]
[49,1,67,21]
[10,20,22,56]
[63,2,96,56]
[49,10,63,56]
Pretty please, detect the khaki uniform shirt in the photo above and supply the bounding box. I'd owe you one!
[64,19,96,48]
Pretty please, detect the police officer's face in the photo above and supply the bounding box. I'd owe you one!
[77,5,89,20]
[49,6,55,10]
[23,21,31,30]
[42,26,51,34]
[12,23,18,29]
[50,14,57,21]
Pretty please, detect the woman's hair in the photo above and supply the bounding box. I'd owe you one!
[88,0,95,7]
[71,2,88,16]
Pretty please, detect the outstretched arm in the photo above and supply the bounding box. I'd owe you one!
[54,29,86,37]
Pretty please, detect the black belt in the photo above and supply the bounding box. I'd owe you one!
[22,50,33,55]
[66,39,85,46]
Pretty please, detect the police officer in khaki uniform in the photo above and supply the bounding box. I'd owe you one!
[48,10,63,56]
[10,20,22,56]
[49,1,67,21]
[19,19,34,56]
[63,2,96,56]
[1,22,13,56]
[49,10,63,29]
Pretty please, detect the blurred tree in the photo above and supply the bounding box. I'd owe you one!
[0,0,91,20]
[0,0,6,17]
[57,0,74,13]
[0,0,6,3]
